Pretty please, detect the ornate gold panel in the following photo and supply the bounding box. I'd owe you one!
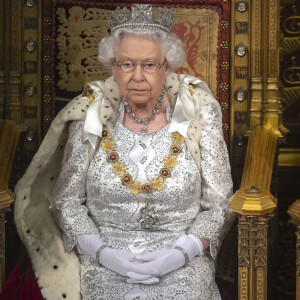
[55,7,219,97]
[56,7,110,92]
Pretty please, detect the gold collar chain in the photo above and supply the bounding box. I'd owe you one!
[101,127,185,195]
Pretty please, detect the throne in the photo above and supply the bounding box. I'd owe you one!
[0,0,284,299]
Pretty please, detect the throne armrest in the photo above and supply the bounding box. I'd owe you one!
[231,125,278,214]
[230,125,278,300]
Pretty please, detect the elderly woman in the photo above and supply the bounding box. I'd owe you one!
[14,4,234,300]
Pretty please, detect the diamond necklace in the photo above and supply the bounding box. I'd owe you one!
[123,87,166,133]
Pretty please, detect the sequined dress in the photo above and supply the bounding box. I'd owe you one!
[51,101,233,300]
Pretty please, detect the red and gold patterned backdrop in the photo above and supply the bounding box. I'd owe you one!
[42,0,230,143]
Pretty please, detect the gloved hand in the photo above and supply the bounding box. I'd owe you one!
[127,248,185,278]
[127,234,203,279]
[172,234,204,261]
[99,247,140,276]
[77,234,159,283]
[77,234,104,259]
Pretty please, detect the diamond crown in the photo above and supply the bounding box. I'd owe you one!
[108,4,173,34]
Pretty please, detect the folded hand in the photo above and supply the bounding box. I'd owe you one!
[99,247,159,285]
[126,248,185,279]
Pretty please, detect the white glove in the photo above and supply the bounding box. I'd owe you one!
[99,247,158,279]
[77,234,159,282]
[127,248,185,277]
[99,248,136,276]
[77,234,104,259]
[172,234,203,261]
[127,234,203,278]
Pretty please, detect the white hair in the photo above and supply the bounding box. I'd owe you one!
[98,28,184,73]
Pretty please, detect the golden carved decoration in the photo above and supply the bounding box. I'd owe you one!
[231,187,276,216]
[283,56,300,85]
[280,37,300,58]
[43,17,52,25]
[1,0,23,121]
[269,0,278,77]
[55,6,220,96]
[240,267,248,299]
[43,95,52,103]
[249,77,263,130]
[236,214,273,300]
[43,115,52,123]
[282,12,300,35]
[253,0,261,77]
[220,102,228,111]
[254,220,268,268]
[43,36,51,44]
[220,83,228,91]
[221,61,229,70]
[278,3,299,139]
[238,218,250,267]
[43,75,51,84]
[56,7,110,92]
[260,0,282,136]
[222,123,228,131]
[43,56,51,64]
[220,41,229,49]
[281,86,300,111]
[231,125,278,300]
[221,20,229,29]
[263,78,282,137]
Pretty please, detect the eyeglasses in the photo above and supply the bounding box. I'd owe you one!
[114,58,167,74]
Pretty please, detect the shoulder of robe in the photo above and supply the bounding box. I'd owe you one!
[53,78,114,124]
[189,86,222,124]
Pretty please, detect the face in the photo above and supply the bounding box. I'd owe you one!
[113,37,168,107]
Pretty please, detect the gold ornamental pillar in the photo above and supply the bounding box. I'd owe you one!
[247,0,282,137]
[287,200,300,300]
[262,0,282,137]
[231,187,276,300]
[230,126,278,299]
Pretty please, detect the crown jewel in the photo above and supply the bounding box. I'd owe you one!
[108,4,173,34]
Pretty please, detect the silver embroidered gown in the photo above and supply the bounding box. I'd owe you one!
[51,101,233,300]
